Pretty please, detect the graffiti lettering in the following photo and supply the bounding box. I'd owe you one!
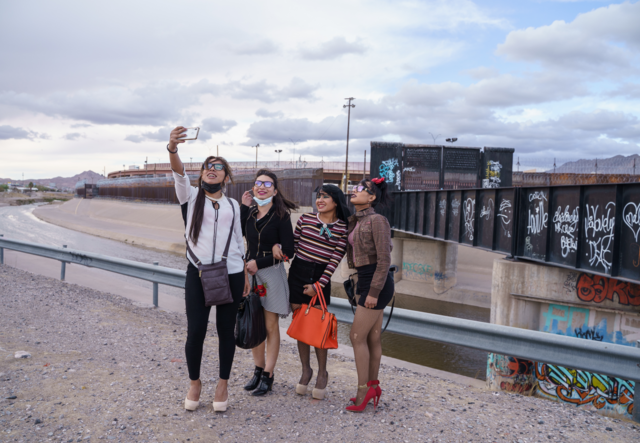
[622,202,640,242]
[396,170,401,190]
[529,191,548,202]
[576,273,640,306]
[574,326,604,341]
[525,236,533,252]
[439,199,446,216]
[463,198,475,241]
[553,205,579,258]
[584,202,615,272]
[480,198,493,221]
[527,200,548,236]
[535,363,634,417]
[379,158,398,183]
[402,167,415,172]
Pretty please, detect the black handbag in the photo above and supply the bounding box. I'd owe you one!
[235,276,267,349]
[186,201,236,307]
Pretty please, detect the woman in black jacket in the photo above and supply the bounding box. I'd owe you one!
[241,169,297,395]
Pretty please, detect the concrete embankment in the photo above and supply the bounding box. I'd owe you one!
[33,198,497,308]
[2,265,635,442]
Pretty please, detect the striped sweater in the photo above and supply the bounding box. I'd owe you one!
[293,213,348,287]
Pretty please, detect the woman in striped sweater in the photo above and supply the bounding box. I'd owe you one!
[274,184,350,399]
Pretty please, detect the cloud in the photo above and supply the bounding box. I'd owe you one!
[0,125,46,140]
[228,77,318,103]
[63,132,84,140]
[199,117,237,140]
[496,2,640,71]
[299,36,367,60]
[255,108,284,118]
[1,77,317,126]
[233,39,279,55]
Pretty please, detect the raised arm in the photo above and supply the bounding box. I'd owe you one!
[168,126,186,174]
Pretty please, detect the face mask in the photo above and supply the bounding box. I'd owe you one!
[253,196,273,206]
[201,181,222,194]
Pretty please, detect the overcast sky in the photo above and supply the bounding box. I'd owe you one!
[1,0,639,179]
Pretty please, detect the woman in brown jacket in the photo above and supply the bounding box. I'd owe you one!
[345,177,394,412]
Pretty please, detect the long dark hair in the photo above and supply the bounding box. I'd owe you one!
[189,156,234,246]
[254,169,298,219]
[360,178,392,209]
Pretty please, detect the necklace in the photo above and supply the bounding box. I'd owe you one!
[317,213,338,239]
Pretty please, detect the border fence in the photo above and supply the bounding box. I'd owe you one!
[77,168,322,207]
[391,182,640,286]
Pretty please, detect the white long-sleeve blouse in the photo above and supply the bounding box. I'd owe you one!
[173,167,245,274]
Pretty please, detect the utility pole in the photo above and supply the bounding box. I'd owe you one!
[343,97,355,193]
[363,150,367,181]
[217,145,219,157]
[253,144,260,169]
[275,149,282,168]
[145,156,148,171]
[289,139,297,167]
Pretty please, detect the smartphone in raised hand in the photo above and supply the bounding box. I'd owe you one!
[181,127,200,140]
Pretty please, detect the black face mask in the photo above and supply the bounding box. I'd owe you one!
[201,181,222,194]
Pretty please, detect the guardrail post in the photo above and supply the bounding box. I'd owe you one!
[0,234,4,265]
[153,261,159,308]
[634,340,640,424]
[60,245,67,281]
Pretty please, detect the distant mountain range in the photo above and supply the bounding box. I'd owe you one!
[555,154,640,174]
[0,170,104,190]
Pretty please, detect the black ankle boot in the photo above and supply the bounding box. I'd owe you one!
[251,372,274,396]
[244,366,264,391]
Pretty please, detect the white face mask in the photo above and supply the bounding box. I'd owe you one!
[253,196,273,206]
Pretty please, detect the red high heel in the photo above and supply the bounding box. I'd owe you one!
[350,380,381,405]
[346,380,381,412]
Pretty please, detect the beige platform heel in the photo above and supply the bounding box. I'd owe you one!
[184,397,199,411]
[312,372,328,400]
[296,368,313,395]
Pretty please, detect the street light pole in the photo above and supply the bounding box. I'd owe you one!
[274,149,282,168]
[343,97,355,193]
[253,144,260,169]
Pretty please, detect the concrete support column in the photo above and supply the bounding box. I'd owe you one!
[390,236,404,282]
[400,236,458,294]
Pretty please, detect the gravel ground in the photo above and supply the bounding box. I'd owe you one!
[1,265,638,443]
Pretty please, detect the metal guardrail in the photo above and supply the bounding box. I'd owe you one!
[1,235,639,420]
[0,236,185,307]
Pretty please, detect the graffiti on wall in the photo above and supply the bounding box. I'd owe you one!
[584,202,615,273]
[575,273,640,306]
[482,160,502,189]
[487,354,534,394]
[553,205,579,258]
[535,363,634,417]
[379,158,399,184]
[498,199,512,237]
[463,198,475,241]
[402,262,433,281]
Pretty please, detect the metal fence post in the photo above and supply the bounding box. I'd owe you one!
[0,234,4,265]
[153,261,159,307]
[60,245,67,281]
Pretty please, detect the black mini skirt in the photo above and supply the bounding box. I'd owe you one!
[288,257,331,306]
[356,263,394,310]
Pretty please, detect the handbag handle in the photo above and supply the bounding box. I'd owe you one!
[305,282,328,319]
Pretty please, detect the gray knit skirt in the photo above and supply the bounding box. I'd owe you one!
[255,264,291,318]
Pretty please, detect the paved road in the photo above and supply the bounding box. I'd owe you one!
[0,204,187,309]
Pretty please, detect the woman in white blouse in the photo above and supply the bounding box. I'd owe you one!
[168,126,249,413]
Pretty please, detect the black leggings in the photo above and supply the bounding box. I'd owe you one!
[185,263,244,381]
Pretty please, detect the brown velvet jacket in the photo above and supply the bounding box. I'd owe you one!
[346,207,392,299]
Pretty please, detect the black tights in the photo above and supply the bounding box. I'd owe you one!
[184,263,244,381]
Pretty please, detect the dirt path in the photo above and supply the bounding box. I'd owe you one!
[1,265,636,442]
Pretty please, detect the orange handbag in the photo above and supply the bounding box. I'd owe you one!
[287,282,338,349]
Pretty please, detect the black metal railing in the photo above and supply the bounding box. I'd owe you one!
[391,182,640,285]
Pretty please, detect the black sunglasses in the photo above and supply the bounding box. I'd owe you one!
[255,180,274,188]
[204,162,225,171]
